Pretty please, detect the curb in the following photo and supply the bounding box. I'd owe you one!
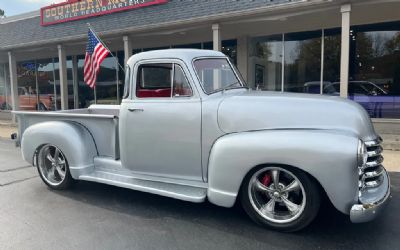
[0,122,17,128]
[383,143,400,151]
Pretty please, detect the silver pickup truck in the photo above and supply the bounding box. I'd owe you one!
[13,49,390,232]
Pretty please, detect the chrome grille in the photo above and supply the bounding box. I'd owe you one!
[359,138,384,190]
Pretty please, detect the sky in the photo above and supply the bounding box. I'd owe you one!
[0,0,65,16]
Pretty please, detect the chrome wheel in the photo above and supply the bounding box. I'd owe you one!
[37,145,67,186]
[248,166,306,224]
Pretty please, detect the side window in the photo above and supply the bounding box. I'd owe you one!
[136,63,193,98]
[136,63,172,98]
[173,65,193,97]
[123,66,130,99]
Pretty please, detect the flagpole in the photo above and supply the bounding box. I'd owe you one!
[87,23,126,73]
[94,86,97,104]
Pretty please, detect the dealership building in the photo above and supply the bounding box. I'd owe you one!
[0,0,400,123]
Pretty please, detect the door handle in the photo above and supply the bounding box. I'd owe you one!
[128,108,144,112]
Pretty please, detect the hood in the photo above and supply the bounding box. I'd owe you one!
[217,91,377,141]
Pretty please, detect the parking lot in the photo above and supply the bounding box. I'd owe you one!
[0,137,398,250]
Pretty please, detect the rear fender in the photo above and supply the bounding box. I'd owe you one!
[21,121,97,179]
[207,130,359,214]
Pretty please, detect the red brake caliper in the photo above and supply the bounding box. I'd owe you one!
[261,174,272,187]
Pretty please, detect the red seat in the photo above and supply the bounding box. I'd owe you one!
[137,88,171,98]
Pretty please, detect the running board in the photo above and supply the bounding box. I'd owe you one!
[78,171,207,203]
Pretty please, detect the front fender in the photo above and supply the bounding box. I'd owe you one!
[21,121,97,179]
[207,130,359,214]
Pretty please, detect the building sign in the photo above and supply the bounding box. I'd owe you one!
[41,0,168,26]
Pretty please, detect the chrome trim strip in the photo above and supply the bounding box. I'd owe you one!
[364,179,382,189]
[365,137,382,147]
[365,157,384,168]
[367,146,383,157]
[363,166,384,179]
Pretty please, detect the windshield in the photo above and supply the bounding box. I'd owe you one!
[193,58,244,94]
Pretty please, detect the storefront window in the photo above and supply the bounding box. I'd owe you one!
[203,42,213,50]
[172,43,202,49]
[96,55,119,105]
[66,57,75,109]
[0,63,11,111]
[133,49,143,55]
[222,40,237,65]
[118,51,125,103]
[77,53,121,107]
[284,31,322,93]
[77,55,95,108]
[17,61,38,111]
[15,58,73,111]
[349,22,400,118]
[250,31,340,93]
[322,28,341,93]
[143,46,170,52]
[203,40,238,64]
[249,34,283,91]
[36,59,56,111]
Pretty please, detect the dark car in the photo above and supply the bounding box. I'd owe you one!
[304,81,399,118]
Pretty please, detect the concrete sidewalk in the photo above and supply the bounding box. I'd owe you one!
[0,121,398,171]
[0,121,16,140]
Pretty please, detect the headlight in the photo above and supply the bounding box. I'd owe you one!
[357,139,368,168]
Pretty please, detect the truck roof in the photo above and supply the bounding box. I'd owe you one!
[127,49,226,65]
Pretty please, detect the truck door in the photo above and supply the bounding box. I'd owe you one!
[120,61,203,181]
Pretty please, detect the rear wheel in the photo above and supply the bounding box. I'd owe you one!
[36,144,74,190]
[240,165,320,232]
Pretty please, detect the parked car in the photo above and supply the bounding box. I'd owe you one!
[18,87,55,111]
[0,86,77,111]
[0,85,12,110]
[327,81,399,118]
[304,81,400,118]
[13,50,390,232]
[0,87,54,111]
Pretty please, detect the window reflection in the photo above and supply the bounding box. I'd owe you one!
[0,63,11,110]
[284,31,322,93]
[322,28,341,92]
[349,22,400,118]
[78,55,95,108]
[96,55,118,105]
[36,59,56,111]
[250,35,283,91]
[17,61,40,111]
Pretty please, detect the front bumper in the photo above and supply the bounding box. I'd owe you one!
[350,168,391,223]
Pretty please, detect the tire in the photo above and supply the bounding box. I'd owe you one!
[240,165,320,232]
[1,102,11,110]
[37,103,47,111]
[36,144,75,190]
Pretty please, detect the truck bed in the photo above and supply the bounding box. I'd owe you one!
[13,105,120,159]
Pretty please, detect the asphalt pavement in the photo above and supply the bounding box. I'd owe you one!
[0,138,398,250]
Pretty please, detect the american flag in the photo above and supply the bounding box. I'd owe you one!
[84,28,110,88]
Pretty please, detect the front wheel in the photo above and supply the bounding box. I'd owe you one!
[240,165,320,232]
[36,144,74,190]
